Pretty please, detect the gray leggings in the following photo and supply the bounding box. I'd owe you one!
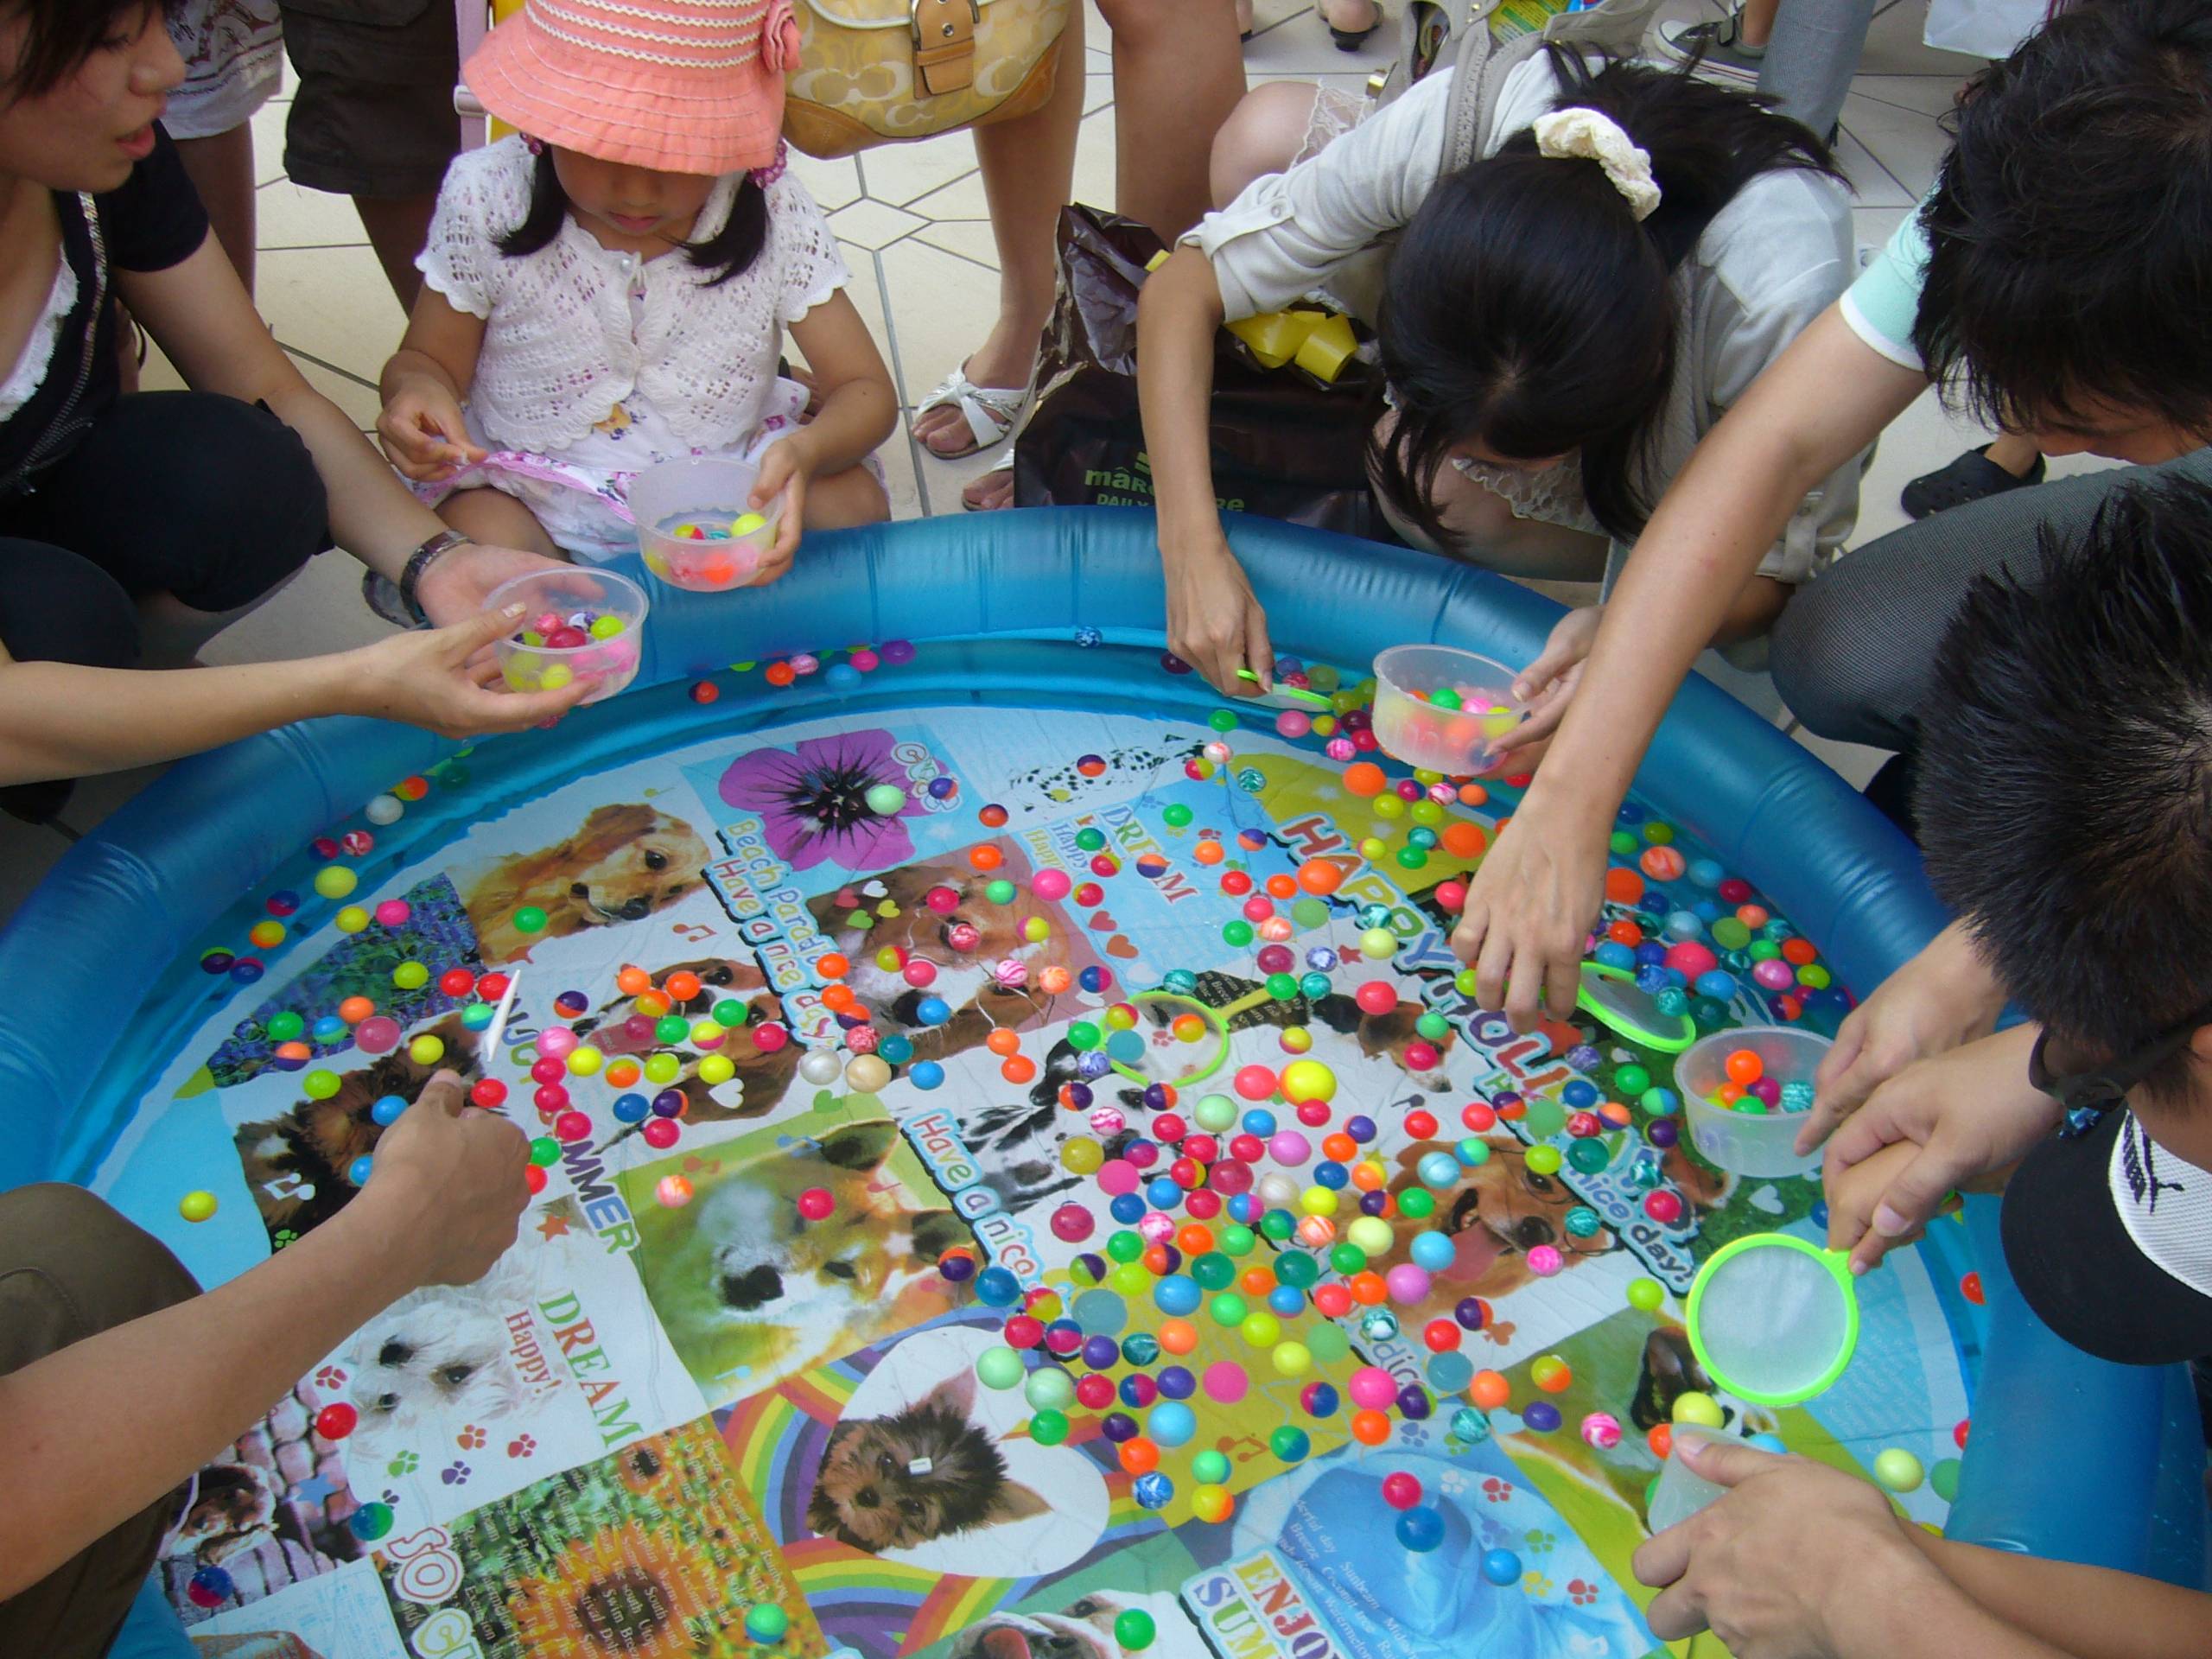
[1758,0,1877,145]
[1771,446,2212,753]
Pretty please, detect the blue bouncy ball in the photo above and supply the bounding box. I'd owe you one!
[1109,1192,1147,1224]
[1636,963,1672,995]
[1449,1406,1491,1445]
[1313,1160,1348,1190]
[1695,969,1738,1001]
[187,1565,235,1607]
[1157,1365,1196,1400]
[1344,1114,1376,1143]
[611,1092,649,1123]
[1635,939,1669,967]
[1075,1050,1114,1079]
[1118,1374,1154,1407]
[1300,971,1333,1000]
[1267,1284,1306,1317]
[1455,1138,1491,1168]
[1302,1381,1340,1418]
[1397,1506,1446,1553]
[1409,1231,1455,1272]
[1227,1192,1256,1223]
[1163,968,1199,995]
[652,1089,684,1117]
[1148,1401,1198,1447]
[1080,965,1110,993]
[1122,1332,1161,1366]
[1154,1274,1203,1317]
[975,1266,1022,1306]
[312,1015,348,1046]
[1418,1152,1460,1189]
[825,660,861,690]
[1272,1424,1312,1462]
[1133,1472,1174,1510]
[1593,941,1635,969]
[878,1034,914,1065]
[1306,945,1339,970]
[909,1059,946,1090]
[1427,1351,1474,1395]
[1083,1335,1120,1369]
[927,774,958,798]
[1147,1177,1184,1210]
[1666,909,1705,941]
[230,958,264,984]
[370,1093,409,1127]
[1522,1401,1562,1433]
[1688,856,1725,887]
[347,1154,374,1185]
[1481,1548,1523,1586]
[1561,1079,1599,1109]
[1242,1109,1277,1137]
[1105,1030,1147,1064]
[1748,1433,1788,1454]
[915,996,953,1027]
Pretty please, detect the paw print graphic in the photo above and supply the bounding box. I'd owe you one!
[386,1452,420,1477]
[1438,1469,1470,1497]
[456,1425,487,1450]
[1568,1579,1599,1607]
[507,1435,537,1459]
[272,1229,299,1250]
[314,1366,347,1390]
[1481,1476,1515,1503]
[1524,1572,1554,1600]
[381,1490,401,1507]
[440,1461,472,1486]
[1522,1528,1557,1557]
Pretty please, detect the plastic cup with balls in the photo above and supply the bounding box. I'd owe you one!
[486,567,646,705]
[1675,1025,1833,1178]
[630,454,781,591]
[1645,1424,1766,1533]
[1369,644,1526,775]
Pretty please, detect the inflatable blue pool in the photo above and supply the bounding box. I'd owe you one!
[2,511,2201,1657]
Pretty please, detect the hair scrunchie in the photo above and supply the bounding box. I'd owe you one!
[1531,107,1662,222]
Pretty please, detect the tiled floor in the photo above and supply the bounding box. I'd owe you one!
[1,0,2113,922]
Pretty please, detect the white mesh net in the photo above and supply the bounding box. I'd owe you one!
[1696,1243,1851,1399]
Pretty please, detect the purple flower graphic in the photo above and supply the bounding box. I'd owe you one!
[719,728,923,871]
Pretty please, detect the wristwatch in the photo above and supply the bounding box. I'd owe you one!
[397,529,476,625]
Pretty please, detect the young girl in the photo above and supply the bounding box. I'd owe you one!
[1137,48,1859,696]
[378,0,896,583]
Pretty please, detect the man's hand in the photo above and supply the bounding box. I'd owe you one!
[1820,1024,2059,1273]
[1796,921,2007,1157]
[1633,1438,1941,1658]
[346,605,591,736]
[412,543,578,628]
[354,1071,531,1288]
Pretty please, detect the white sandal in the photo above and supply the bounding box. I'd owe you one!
[916,365,1030,460]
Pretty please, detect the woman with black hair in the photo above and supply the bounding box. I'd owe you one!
[1136,45,1859,696]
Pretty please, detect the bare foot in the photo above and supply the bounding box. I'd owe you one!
[1319,0,1379,39]
[962,461,1015,512]
[912,312,1042,459]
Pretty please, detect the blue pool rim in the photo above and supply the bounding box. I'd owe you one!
[2,509,2199,1619]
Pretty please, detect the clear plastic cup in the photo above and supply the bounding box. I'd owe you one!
[486,567,646,706]
[1675,1025,1832,1179]
[629,454,779,592]
[1369,645,1526,775]
[1646,1425,1730,1533]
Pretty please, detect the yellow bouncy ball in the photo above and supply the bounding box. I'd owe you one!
[302,1070,340,1100]
[1060,1137,1105,1174]
[1278,1025,1313,1055]
[1671,1390,1726,1429]
[1028,1289,1065,1320]
[1530,1354,1573,1393]
[1192,1484,1235,1523]
[1358,927,1397,960]
[1023,916,1051,944]
[1371,792,1406,822]
[1172,1013,1208,1043]
[1482,707,1521,740]
[1299,1186,1339,1217]
[875,946,903,972]
[1280,1059,1337,1103]
[690,1020,724,1046]
[1358,837,1389,862]
[1110,1261,1152,1296]
[1240,1311,1282,1348]
[1103,1004,1138,1031]
[1524,1144,1562,1176]
[392,962,430,990]
[313,864,358,899]
[334,906,370,933]
[409,1034,445,1065]
[249,920,286,949]
[567,1046,603,1077]
[845,1054,891,1092]
[644,1053,683,1085]
[697,1053,736,1085]
[1346,1216,1394,1255]
[1271,1341,1313,1377]
[178,1190,219,1223]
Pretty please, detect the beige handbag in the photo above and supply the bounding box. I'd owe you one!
[783,0,1073,160]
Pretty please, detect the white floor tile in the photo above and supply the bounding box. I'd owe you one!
[855,133,983,212]
[1831,124,1915,209]
[1242,3,1396,76]
[1859,0,1989,79]
[878,237,1021,408]
[826,197,928,251]
[249,97,291,187]
[1847,72,1965,119]
[914,219,1002,270]
[1791,728,1892,791]
[256,176,370,251]
[789,152,863,213]
[54,762,173,839]
[1839,90,1948,201]
[257,245,409,388]
[200,548,400,670]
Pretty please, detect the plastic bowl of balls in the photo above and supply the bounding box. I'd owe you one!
[1675,1024,1833,1179]
[486,566,646,705]
[2,513,2194,1658]
[1370,643,1527,775]
[630,453,780,591]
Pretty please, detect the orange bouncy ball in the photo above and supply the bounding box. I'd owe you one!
[822,984,859,1014]
[1440,821,1487,858]
[1192,839,1226,866]
[1343,761,1387,798]
[1349,1271,1388,1306]
[986,1028,1022,1057]
[969,844,1004,872]
[1469,1370,1510,1410]
[1158,1319,1199,1355]
[1296,859,1344,895]
[1001,1056,1038,1084]
[1119,1438,1161,1477]
[664,970,702,1002]
[1603,867,1644,906]
[1351,1410,1391,1446]
[1648,1423,1674,1460]
[816,953,850,979]
[616,966,652,996]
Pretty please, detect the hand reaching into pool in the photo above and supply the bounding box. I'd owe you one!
[1165,531,1274,696]
[1818,1024,2060,1274]
[1487,605,1602,766]
[1449,805,1608,1032]
[362,1070,534,1287]
[1796,919,2009,1156]
[1632,1440,2028,1659]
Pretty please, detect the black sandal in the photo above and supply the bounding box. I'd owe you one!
[1899,444,2046,520]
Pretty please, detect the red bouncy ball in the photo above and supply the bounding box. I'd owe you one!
[439,967,475,997]
[798,1187,836,1221]
[315,1402,359,1440]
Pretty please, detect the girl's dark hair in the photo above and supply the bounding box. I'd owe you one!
[1371,48,1841,548]
[1914,0,2212,442]
[496,145,768,286]
[6,0,175,98]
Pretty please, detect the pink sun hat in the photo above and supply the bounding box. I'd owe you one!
[464,0,801,176]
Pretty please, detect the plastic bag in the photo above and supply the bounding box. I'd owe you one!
[1012,207,1387,537]
[1923,0,2045,60]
